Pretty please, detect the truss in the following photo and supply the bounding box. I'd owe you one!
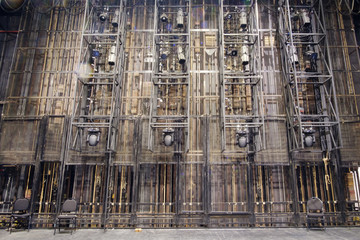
[278,0,342,154]
[220,0,264,154]
[69,0,127,154]
[148,0,190,152]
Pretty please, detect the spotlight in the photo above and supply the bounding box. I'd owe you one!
[90,45,100,72]
[99,11,108,22]
[177,45,186,64]
[160,48,168,60]
[304,135,314,147]
[303,127,316,147]
[177,8,184,28]
[157,98,163,107]
[231,50,238,56]
[160,13,168,22]
[288,45,299,65]
[290,9,299,21]
[87,128,101,146]
[305,45,317,60]
[239,10,247,29]
[241,41,249,65]
[162,128,175,146]
[305,45,314,56]
[305,45,318,72]
[224,11,232,19]
[112,9,120,27]
[300,8,310,28]
[236,129,249,148]
[108,46,116,66]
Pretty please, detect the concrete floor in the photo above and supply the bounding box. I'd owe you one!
[1,228,360,240]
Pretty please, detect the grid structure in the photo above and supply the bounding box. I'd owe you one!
[148,0,190,152]
[220,0,264,154]
[1,0,360,229]
[278,0,341,154]
[68,0,126,156]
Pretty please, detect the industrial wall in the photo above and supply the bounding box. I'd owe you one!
[0,0,359,228]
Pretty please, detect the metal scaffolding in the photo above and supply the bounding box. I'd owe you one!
[219,0,264,154]
[60,0,127,229]
[69,0,126,155]
[1,0,360,229]
[278,0,342,154]
[278,0,344,226]
[148,0,190,152]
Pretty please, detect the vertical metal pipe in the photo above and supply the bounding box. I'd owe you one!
[203,116,210,226]
[290,163,299,226]
[30,116,48,215]
[16,165,26,198]
[102,153,112,231]
[55,116,70,217]
[130,117,141,226]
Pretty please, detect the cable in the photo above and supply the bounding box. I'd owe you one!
[0,34,16,42]
[63,1,85,16]
[0,23,17,42]
[258,0,278,18]
[0,2,21,42]
[64,0,82,8]
[128,0,144,8]
[0,21,18,40]
[29,0,85,17]
[30,0,61,15]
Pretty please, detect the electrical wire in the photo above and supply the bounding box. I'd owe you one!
[258,0,278,18]
[0,21,17,42]
[29,0,85,17]
[0,29,17,42]
[127,0,144,8]
[63,1,85,16]
[0,34,16,42]
[0,1,22,42]
[65,0,82,8]
[30,0,61,15]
